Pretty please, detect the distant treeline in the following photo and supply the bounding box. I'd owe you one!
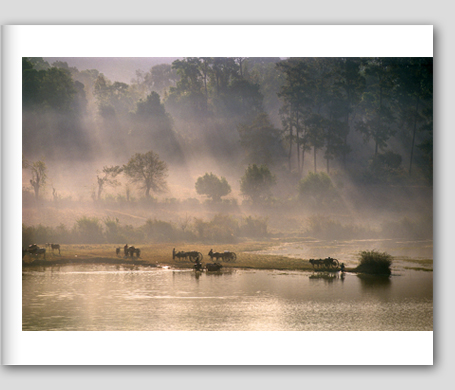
[22,211,432,248]
[22,57,433,184]
[22,214,269,246]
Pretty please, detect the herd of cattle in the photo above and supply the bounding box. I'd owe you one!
[22,243,61,259]
[172,248,237,263]
[22,243,342,271]
[116,244,141,258]
[171,248,237,271]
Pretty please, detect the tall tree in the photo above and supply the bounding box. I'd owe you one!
[96,165,123,200]
[123,151,168,198]
[144,63,178,95]
[240,164,276,204]
[356,58,398,156]
[195,173,231,202]
[277,58,313,176]
[333,58,365,168]
[131,92,182,161]
[25,160,47,200]
[238,113,284,166]
[394,58,433,175]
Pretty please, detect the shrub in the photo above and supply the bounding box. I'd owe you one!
[73,216,104,244]
[195,173,231,202]
[142,218,178,242]
[193,214,239,243]
[304,215,375,240]
[239,216,268,237]
[355,250,392,275]
[362,151,407,184]
[104,217,126,243]
[240,164,276,204]
[298,172,340,208]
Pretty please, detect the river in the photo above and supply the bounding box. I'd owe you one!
[22,264,432,331]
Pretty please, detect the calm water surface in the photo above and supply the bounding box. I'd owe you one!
[23,264,432,331]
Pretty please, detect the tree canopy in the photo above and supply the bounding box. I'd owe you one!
[123,151,168,197]
[22,57,433,185]
[195,173,231,202]
[240,164,276,204]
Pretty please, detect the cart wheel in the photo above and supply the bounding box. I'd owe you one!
[332,259,339,269]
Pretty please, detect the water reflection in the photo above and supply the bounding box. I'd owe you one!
[357,274,392,289]
[22,265,432,331]
[309,272,344,284]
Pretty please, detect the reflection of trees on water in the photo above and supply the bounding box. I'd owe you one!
[357,274,391,289]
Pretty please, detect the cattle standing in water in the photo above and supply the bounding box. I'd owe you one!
[206,263,222,271]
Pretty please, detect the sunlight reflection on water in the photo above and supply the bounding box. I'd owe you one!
[22,265,432,331]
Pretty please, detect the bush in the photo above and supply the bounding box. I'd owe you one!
[73,216,104,244]
[240,164,276,204]
[195,173,231,202]
[239,216,268,237]
[362,151,407,184]
[104,217,126,243]
[304,215,375,240]
[193,214,239,243]
[355,250,392,275]
[298,172,340,208]
[142,218,178,242]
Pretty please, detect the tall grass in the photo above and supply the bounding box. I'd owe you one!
[354,250,392,275]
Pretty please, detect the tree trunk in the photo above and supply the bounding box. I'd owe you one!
[343,110,349,169]
[314,147,317,172]
[288,123,293,171]
[376,84,383,156]
[409,96,420,176]
[296,114,301,177]
[33,184,39,200]
[301,146,305,173]
[31,179,40,200]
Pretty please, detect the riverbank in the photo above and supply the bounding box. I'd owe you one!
[22,242,432,273]
[22,242,327,271]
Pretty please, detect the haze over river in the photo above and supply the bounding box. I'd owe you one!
[23,262,432,331]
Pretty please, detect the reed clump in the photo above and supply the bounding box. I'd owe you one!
[354,250,392,275]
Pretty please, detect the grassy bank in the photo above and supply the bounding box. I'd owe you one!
[23,242,318,271]
[23,243,431,273]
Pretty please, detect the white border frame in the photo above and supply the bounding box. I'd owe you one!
[3,25,433,365]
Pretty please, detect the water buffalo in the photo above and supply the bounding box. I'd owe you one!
[51,243,61,255]
[206,263,222,272]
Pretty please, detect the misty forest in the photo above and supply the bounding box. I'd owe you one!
[22,57,433,247]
